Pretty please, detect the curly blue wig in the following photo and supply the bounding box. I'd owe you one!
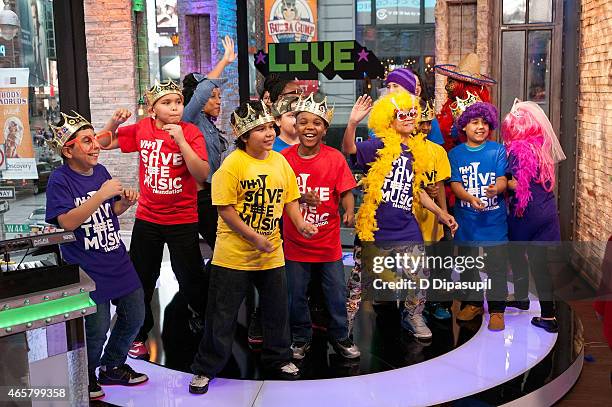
[456,102,498,137]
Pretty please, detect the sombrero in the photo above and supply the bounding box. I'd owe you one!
[434,53,497,86]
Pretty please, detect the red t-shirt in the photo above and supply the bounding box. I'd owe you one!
[282,144,356,262]
[117,118,208,225]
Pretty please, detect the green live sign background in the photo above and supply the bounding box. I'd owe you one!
[254,40,384,80]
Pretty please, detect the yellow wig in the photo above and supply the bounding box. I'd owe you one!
[356,91,433,241]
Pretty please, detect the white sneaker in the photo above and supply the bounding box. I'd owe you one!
[401,311,432,339]
[189,375,211,394]
[277,362,300,379]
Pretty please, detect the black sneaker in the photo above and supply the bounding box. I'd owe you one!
[330,337,361,359]
[89,372,105,399]
[531,317,558,333]
[98,364,149,386]
[291,341,311,360]
[507,299,530,311]
[247,308,263,348]
[189,375,211,394]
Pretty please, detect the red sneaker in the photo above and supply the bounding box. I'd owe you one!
[128,341,150,360]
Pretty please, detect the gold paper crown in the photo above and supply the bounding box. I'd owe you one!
[421,100,436,122]
[231,101,275,137]
[272,95,298,117]
[146,79,183,106]
[294,93,334,125]
[450,91,481,119]
[47,111,92,155]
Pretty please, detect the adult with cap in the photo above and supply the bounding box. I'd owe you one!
[434,53,496,152]
[182,35,236,250]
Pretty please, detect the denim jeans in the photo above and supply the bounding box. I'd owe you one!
[458,245,508,313]
[192,265,292,377]
[86,287,145,374]
[286,260,349,342]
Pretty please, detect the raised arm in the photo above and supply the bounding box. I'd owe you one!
[342,95,372,155]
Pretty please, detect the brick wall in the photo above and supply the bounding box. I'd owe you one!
[574,0,612,286]
[84,0,140,228]
[434,0,494,111]
[178,0,238,136]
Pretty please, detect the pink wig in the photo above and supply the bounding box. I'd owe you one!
[501,100,566,216]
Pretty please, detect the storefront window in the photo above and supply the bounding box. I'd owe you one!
[0,0,59,240]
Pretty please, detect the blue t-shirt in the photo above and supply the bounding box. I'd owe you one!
[353,138,422,242]
[449,141,508,243]
[272,137,293,152]
[45,164,141,303]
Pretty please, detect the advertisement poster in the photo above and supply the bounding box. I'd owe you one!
[0,68,37,180]
[265,0,318,93]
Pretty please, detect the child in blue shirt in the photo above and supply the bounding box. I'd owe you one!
[448,100,509,331]
[45,111,148,400]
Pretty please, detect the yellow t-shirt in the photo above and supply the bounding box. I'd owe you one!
[211,149,301,270]
[414,140,451,243]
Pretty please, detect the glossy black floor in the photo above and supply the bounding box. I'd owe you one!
[153,292,480,380]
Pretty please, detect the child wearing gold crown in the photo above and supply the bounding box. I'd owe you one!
[189,100,318,394]
[448,97,509,331]
[342,91,457,340]
[280,93,360,360]
[103,79,210,360]
[44,112,148,399]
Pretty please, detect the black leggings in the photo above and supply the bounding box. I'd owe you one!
[509,244,555,318]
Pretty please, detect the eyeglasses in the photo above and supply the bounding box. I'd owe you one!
[280,88,303,97]
[63,130,114,152]
[394,108,418,122]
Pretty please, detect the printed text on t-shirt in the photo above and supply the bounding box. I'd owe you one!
[296,173,330,227]
[458,162,499,210]
[239,175,283,235]
[140,139,184,194]
[75,194,121,252]
[382,155,414,211]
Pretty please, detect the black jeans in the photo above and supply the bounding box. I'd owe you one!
[458,245,507,313]
[192,265,292,377]
[130,218,205,342]
[426,237,453,305]
[197,188,218,250]
[509,244,555,318]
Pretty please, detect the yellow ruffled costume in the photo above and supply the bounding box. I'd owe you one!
[355,91,435,241]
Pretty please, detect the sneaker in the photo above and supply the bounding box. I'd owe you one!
[88,372,105,400]
[506,299,530,311]
[456,304,484,321]
[425,303,452,320]
[247,309,263,347]
[189,375,211,394]
[531,317,558,333]
[488,313,505,331]
[401,310,433,339]
[98,364,149,386]
[276,362,300,380]
[128,341,150,360]
[330,337,361,359]
[291,341,311,360]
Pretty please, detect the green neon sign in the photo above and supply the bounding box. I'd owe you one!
[0,293,95,329]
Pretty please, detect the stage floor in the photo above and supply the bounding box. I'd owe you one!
[94,245,583,407]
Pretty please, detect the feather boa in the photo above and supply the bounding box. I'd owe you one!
[506,139,554,217]
[355,130,431,241]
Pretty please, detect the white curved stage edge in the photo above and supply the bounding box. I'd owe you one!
[102,302,574,407]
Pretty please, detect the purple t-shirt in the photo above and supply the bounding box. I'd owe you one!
[507,153,557,218]
[354,138,423,242]
[45,164,141,303]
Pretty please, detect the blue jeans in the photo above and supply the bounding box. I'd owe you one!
[86,287,145,374]
[286,260,348,342]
